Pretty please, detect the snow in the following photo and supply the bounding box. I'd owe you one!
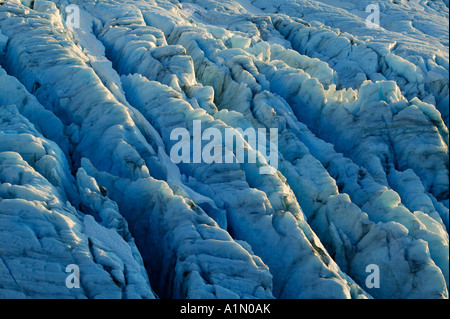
[0,0,448,299]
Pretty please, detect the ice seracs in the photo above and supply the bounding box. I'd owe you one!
[0,0,448,299]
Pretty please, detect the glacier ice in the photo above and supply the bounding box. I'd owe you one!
[0,0,448,299]
[0,104,155,298]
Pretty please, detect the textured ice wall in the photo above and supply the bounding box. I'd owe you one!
[0,0,448,299]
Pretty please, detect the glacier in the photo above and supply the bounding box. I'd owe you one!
[0,0,448,299]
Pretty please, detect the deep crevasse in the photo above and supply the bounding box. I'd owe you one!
[0,0,448,299]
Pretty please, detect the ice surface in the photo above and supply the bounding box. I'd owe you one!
[0,105,154,298]
[0,0,448,299]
